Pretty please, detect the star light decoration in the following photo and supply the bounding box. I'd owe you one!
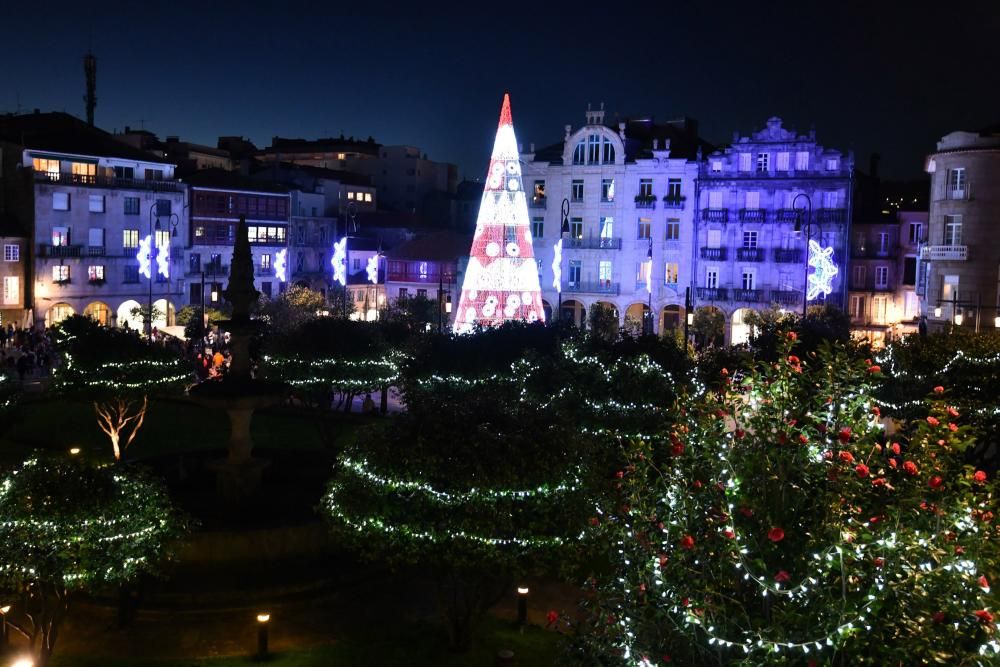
[136,235,153,280]
[331,237,347,286]
[155,237,170,278]
[274,248,287,283]
[551,239,562,293]
[807,239,838,300]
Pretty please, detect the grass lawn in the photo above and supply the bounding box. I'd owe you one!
[51,617,561,666]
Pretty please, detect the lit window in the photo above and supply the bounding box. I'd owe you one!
[261,254,271,270]
[52,265,70,282]
[599,260,613,284]
[51,227,69,246]
[711,160,722,173]
[776,152,790,171]
[601,179,615,202]
[664,262,678,285]
[2,276,18,305]
[33,158,60,177]
[348,192,356,200]
[123,229,139,249]
[795,152,809,170]
[364,193,372,202]
[826,158,839,171]
[570,217,583,239]
[88,265,105,281]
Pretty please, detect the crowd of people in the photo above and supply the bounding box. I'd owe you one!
[0,324,54,387]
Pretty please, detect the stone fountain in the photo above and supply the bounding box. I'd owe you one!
[190,216,287,503]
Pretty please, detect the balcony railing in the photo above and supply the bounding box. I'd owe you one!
[530,196,547,208]
[563,280,620,295]
[774,248,802,263]
[700,247,726,260]
[634,198,657,209]
[190,263,230,277]
[34,170,183,192]
[851,247,897,259]
[816,208,847,224]
[770,290,800,305]
[565,237,622,250]
[920,245,968,261]
[737,247,764,262]
[257,267,274,276]
[775,209,800,223]
[732,288,764,302]
[86,246,106,257]
[662,196,686,209]
[39,244,82,258]
[702,208,729,223]
[697,287,728,300]
[739,209,766,223]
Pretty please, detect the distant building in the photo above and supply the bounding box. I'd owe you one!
[847,217,902,346]
[114,129,233,175]
[0,225,28,327]
[921,126,1000,331]
[0,112,187,330]
[384,231,470,327]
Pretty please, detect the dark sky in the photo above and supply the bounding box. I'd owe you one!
[1,1,997,181]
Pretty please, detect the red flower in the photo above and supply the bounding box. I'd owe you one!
[671,442,685,456]
[838,450,855,464]
[799,434,809,444]
[693,480,703,489]
[932,611,946,624]
[680,535,695,550]
[681,597,690,607]
[838,427,852,443]
[947,422,958,432]
[934,385,945,394]
[855,463,870,478]
[787,331,798,341]
[720,367,729,376]
[739,507,754,517]
[871,406,881,417]
[975,610,994,624]
[928,475,943,489]
[589,517,600,526]
[903,460,919,476]
[979,575,990,590]
[872,477,887,487]
[822,450,833,461]
[868,365,881,373]
[974,470,988,483]
[546,610,559,628]
[734,429,745,440]
[874,557,885,568]
[768,527,785,542]
[722,529,736,540]
[955,545,965,555]
[926,416,940,427]
[891,442,901,455]
[615,471,624,479]
[947,406,960,418]
[889,458,898,469]
[774,570,791,583]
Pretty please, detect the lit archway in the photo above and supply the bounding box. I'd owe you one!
[152,299,175,329]
[117,300,143,332]
[693,306,726,347]
[83,301,112,326]
[731,308,756,346]
[624,302,651,336]
[661,304,682,334]
[44,303,74,327]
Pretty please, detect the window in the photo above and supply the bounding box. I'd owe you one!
[666,178,682,200]
[853,265,866,287]
[2,276,18,305]
[531,217,544,238]
[948,168,967,197]
[3,244,19,262]
[533,180,546,200]
[711,160,722,173]
[144,168,164,181]
[348,192,355,200]
[32,157,60,177]
[155,199,172,216]
[637,217,651,240]
[903,257,917,285]
[776,152,790,171]
[416,288,427,298]
[706,268,719,289]
[822,191,840,208]
[570,217,583,239]
[189,253,201,272]
[944,215,962,246]
[872,295,888,324]
[743,230,758,248]
[124,197,140,215]
[707,229,722,249]
[398,287,409,298]
[588,134,601,164]
[88,195,105,213]
[71,162,96,181]
[639,179,653,198]
[155,229,170,248]
[53,192,70,211]
[664,262,678,285]
[708,190,723,209]
[877,232,890,254]
[88,265,105,281]
[942,274,959,301]
[51,227,69,246]
[745,191,760,210]
[602,138,615,163]
[601,178,615,202]
[261,282,272,298]
[850,295,865,318]
[875,266,889,288]
[599,217,614,240]
[261,254,272,270]
[742,269,756,290]
[568,260,581,285]
[364,193,372,202]
[739,153,752,171]
[52,265,69,282]
[88,228,104,248]
[795,151,809,170]
[908,222,923,244]
[665,220,680,241]
[573,142,585,165]
[113,166,134,180]
[123,229,139,249]
[571,180,584,202]
[826,158,839,171]
[352,258,361,271]
[599,260,613,285]
[756,152,770,172]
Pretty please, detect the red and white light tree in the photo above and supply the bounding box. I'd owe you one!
[453,93,545,333]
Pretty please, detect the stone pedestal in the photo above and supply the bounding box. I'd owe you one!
[206,457,270,504]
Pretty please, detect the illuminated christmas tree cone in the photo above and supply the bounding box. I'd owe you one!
[453,93,545,333]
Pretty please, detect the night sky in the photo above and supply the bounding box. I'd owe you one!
[1,1,996,181]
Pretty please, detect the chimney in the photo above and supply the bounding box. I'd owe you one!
[83,51,97,126]
[869,152,881,178]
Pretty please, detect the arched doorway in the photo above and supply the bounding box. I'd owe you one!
[83,301,112,326]
[560,299,586,327]
[590,301,620,337]
[692,306,725,347]
[661,304,682,333]
[152,299,175,329]
[624,302,652,336]
[44,303,74,327]
[731,308,756,346]
[117,300,143,332]
[541,299,553,322]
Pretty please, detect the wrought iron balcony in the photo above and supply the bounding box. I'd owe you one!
[565,237,622,250]
[39,244,82,258]
[634,197,657,209]
[920,245,968,261]
[739,209,766,223]
[816,208,846,224]
[775,209,800,223]
[770,290,800,305]
[529,196,547,208]
[700,247,726,260]
[702,208,729,223]
[86,246,106,257]
[563,280,620,295]
[662,196,686,209]
[736,247,764,262]
[732,288,764,302]
[774,248,803,263]
[257,267,274,276]
[697,287,728,300]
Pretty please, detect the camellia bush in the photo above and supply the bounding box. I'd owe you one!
[574,330,1000,665]
[0,454,188,665]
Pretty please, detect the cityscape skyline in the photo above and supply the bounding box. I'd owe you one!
[2,1,996,181]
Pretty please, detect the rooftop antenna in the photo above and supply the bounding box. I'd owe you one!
[83,51,97,126]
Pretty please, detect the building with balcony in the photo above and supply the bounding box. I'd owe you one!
[520,104,709,333]
[0,112,189,330]
[921,126,1000,331]
[0,224,28,328]
[847,220,901,347]
[384,231,470,328]
[696,117,854,343]
[182,169,289,308]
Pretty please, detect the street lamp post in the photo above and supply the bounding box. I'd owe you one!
[558,198,569,321]
[147,205,179,338]
[791,193,815,318]
[683,286,691,346]
[646,237,653,335]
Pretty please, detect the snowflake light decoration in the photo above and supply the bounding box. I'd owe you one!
[366,254,380,284]
[155,237,170,278]
[551,239,562,293]
[136,235,152,280]
[331,237,347,286]
[807,239,838,300]
[274,248,287,283]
